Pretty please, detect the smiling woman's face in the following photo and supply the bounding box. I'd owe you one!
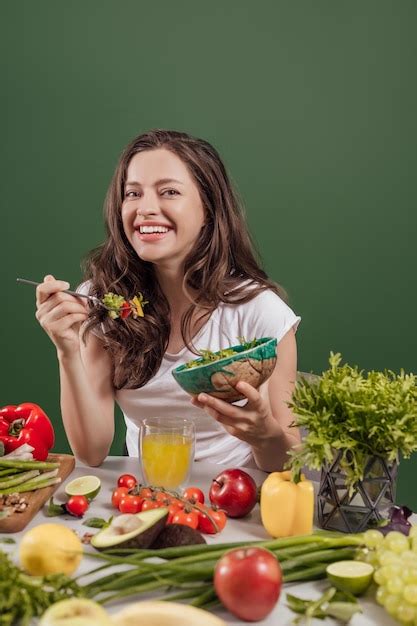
[121,148,206,270]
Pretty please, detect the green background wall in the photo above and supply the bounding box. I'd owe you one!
[1,2,416,505]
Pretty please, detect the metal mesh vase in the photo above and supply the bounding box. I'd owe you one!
[317,451,398,533]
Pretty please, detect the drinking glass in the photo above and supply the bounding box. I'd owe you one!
[139,417,195,490]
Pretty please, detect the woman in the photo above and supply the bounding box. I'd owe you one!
[35,129,301,470]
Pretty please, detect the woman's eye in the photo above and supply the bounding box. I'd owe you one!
[162,189,179,196]
[125,190,140,198]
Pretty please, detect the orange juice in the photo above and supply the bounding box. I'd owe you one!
[141,433,193,488]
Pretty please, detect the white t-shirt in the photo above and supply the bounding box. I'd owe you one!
[113,289,301,468]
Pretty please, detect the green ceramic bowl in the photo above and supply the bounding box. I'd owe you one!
[172,337,277,403]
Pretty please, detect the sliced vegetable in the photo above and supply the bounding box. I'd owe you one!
[102,292,148,320]
[286,587,362,623]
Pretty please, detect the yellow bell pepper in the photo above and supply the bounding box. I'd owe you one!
[260,470,314,538]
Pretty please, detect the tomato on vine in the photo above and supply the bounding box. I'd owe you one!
[155,491,171,505]
[198,507,227,534]
[167,502,183,524]
[171,509,199,529]
[118,495,143,514]
[183,486,205,505]
[141,498,161,511]
[117,474,137,489]
[111,487,129,508]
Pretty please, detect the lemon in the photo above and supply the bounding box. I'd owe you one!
[326,560,374,595]
[39,598,113,626]
[19,523,83,576]
[64,475,101,500]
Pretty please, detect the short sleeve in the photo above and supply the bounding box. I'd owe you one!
[76,280,92,297]
[76,280,106,337]
[239,290,301,344]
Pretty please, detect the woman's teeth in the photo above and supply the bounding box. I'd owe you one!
[139,226,170,233]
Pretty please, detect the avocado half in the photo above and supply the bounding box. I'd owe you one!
[91,508,168,551]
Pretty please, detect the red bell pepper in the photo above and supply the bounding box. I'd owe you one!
[0,402,55,461]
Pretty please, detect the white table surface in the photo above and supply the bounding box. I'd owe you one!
[4,456,403,626]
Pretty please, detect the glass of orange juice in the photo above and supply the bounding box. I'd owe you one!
[139,417,195,490]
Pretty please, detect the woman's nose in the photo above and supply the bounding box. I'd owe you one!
[136,204,158,216]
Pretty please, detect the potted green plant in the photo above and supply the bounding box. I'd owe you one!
[287,353,417,533]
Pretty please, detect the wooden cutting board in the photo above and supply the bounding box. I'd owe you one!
[0,453,75,533]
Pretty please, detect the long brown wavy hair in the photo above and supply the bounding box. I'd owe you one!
[82,129,287,389]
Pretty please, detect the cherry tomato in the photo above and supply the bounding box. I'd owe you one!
[117,474,138,489]
[139,487,154,499]
[65,495,89,517]
[183,486,205,505]
[141,498,161,511]
[169,497,185,509]
[120,301,132,319]
[171,509,199,529]
[155,491,171,505]
[167,502,183,524]
[118,495,143,514]
[111,487,129,508]
[198,507,227,534]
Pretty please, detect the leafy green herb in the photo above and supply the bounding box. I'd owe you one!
[287,352,417,492]
[0,537,15,544]
[0,549,83,625]
[46,496,66,517]
[82,516,112,529]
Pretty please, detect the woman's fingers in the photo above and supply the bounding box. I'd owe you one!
[37,300,88,327]
[196,393,243,418]
[36,275,70,306]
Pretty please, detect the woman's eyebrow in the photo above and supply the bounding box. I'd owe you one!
[125,178,185,187]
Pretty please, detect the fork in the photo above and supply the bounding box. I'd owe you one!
[16,278,113,310]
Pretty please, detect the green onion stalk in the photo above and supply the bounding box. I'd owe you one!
[79,532,364,607]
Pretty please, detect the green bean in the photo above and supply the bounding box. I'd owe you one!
[0,470,40,489]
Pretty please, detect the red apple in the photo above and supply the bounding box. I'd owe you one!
[214,547,282,621]
[209,468,257,518]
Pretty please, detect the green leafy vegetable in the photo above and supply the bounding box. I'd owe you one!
[287,352,417,492]
[102,292,148,320]
[0,537,15,544]
[0,550,83,625]
[184,337,258,368]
